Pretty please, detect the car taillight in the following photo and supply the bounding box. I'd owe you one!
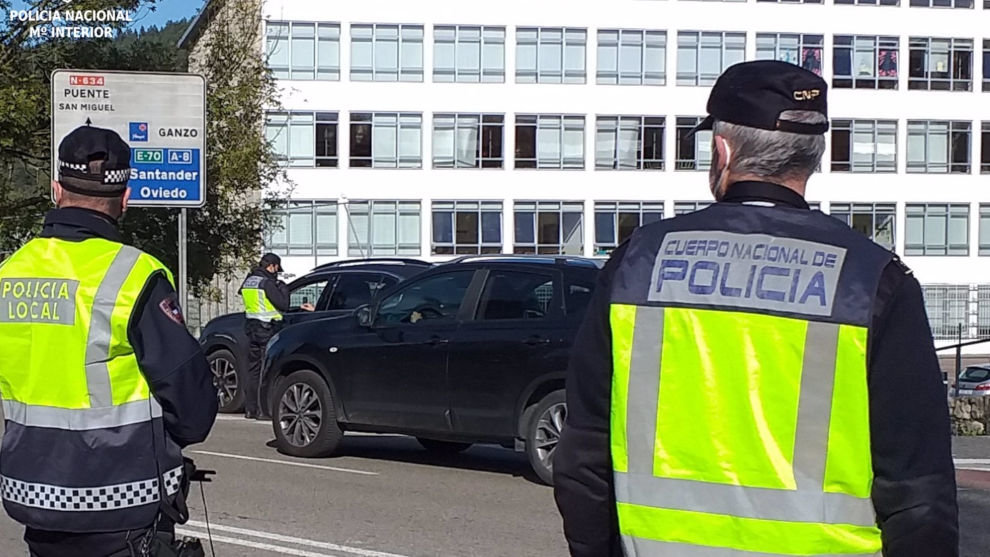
[976,384,990,391]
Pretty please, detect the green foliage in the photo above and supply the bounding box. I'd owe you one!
[0,0,288,299]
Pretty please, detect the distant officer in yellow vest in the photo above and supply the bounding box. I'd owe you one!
[239,253,313,420]
[554,61,958,556]
[0,125,219,556]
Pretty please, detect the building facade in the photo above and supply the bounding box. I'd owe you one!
[254,0,990,343]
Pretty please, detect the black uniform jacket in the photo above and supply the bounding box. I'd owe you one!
[553,182,959,557]
[23,207,218,557]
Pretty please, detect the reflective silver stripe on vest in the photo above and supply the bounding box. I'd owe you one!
[617,314,877,550]
[621,536,881,557]
[84,246,142,408]
[2,398,162,431]
[0,465,182,512]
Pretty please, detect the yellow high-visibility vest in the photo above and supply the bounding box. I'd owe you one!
[0,237,184,532]
[241,274,282,322]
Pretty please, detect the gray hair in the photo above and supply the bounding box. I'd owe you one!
[712,111,826,182]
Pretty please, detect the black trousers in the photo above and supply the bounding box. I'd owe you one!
[244,319,279,415]
[26,526,174,557]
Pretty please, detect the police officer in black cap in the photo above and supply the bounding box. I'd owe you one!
[0,125,218,556]
[554,61,958,556]
[239,252,313,420]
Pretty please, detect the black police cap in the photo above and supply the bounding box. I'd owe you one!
[57,125,131,197]
[692,60,829,136]
[259,253,283,273]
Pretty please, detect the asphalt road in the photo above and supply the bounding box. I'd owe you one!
[0,417,987,556]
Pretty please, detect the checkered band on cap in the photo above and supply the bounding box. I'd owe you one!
[0,466,183,512]
[103,168,130,185]
[58,160,87,172]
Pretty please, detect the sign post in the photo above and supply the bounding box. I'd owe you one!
[51,70,206,312]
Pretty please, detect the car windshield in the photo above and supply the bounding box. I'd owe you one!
[960,367,990,382]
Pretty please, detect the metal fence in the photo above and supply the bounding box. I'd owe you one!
[922,284,990,341]
[184,272,246,337]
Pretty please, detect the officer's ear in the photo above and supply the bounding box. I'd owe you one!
[713,135,732,172]
[121,187,131,214]
[52,181,64,206]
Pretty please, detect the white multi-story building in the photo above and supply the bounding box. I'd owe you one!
[191,0,990,345]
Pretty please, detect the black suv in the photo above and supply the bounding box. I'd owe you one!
[260,256,601,484]
[199,259,432,413]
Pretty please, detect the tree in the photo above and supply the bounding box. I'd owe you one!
[0,0,288,300]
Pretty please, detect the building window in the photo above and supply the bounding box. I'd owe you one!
[982,122,990,174]
[597,29,666,85]
[266,22,340,80]
[676,31,746,86]
[755,33,824,75]
[907,120,971,174]
[432,201,502,255]
[922,285,970,340]
[266,112,327,167]
[983,40,990,92]
[675,117,713,171]
[266,201,338,256]
[829,203,896,250]
[433,25,505,83]
[594,202,664,255]
[980,205,990,255]
[833,36,899,89]
[908,38,973,91]
[349,113,422,169]
[979,286,990,337]
[835,0,899,5]
[351,24,424,82]
[831,119,897,173]
[516,27,587,84]
[433,114,504,169]
[315,112,338,167]
[674,202,713,215]
[905,204,970,256]
[514,201,584,255]
[515,115,585,169]
[595,116,665,170]
[347,201,421,256]
[909,0,973,6]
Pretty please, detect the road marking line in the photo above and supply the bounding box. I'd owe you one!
[191,450,379,476]
[176,529,341,557]
[955,458,990,465]
[182,521,409,557]
[214,415,269,424]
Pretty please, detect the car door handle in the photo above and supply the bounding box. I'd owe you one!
[427,336,449,346]
[522,336,551,346]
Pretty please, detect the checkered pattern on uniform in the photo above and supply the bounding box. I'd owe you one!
[103,168,130,184]
[0,465,183,512]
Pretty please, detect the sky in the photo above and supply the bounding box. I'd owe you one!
[8,0,205,30]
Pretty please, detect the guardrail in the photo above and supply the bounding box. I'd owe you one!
[935,323,990,397]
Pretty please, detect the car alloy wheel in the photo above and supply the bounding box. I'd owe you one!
[210,356,238,409]
[534,401,567,472]
[278,383,323,448]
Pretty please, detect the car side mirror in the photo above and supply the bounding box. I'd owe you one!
[356,305,372,328]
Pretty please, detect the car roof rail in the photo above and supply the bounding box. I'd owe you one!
[445,254,604,269]
[313,258,433,270]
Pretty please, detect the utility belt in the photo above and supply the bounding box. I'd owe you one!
[125,459,213,557]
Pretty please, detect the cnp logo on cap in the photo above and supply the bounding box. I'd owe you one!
[129,122,148,142]
[793,89,821,101]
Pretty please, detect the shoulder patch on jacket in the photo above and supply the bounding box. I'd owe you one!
[891,254,913,276]
[159,295,185,325]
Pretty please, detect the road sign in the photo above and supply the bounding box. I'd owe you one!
[51,70,206,208]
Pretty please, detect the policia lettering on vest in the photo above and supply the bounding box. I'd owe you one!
[553,61,958,557]
[0,125,218,557]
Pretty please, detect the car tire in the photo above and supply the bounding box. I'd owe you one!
[272,370,343,458]
[525,390,567,486]
[416,438,472,454]
[208,349,244,414]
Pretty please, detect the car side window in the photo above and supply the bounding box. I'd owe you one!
[478,271,556,321]
[565,279,596,320]
[376,271,475,325]
[327,273,389,310]
[289,280,328,310]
